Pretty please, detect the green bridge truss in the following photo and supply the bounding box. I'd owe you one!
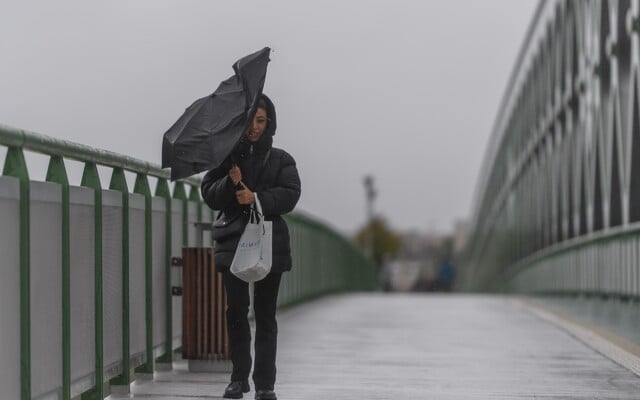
[461,0,640,299]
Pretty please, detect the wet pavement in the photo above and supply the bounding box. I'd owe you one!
[116,293,640,399]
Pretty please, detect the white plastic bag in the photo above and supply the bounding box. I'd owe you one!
[230,195,273,282]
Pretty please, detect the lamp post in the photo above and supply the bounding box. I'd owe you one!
[363,175,377,261]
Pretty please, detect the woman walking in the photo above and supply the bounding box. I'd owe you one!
[201,94,301,400]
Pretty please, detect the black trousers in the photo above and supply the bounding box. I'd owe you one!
[222,271,282,390]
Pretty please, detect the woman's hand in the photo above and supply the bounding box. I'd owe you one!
[235,182,255,205]
[229,164,242,186]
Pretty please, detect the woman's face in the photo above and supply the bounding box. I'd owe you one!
[247,107,268,142]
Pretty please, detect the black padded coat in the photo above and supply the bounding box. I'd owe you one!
[200,94,301,273]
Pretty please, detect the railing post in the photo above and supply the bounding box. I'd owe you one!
[133,173,154,376]
[45,155,71,400]
[173,182,188,247]
[155,178,173,367]
[108,167,132,390]
[80,162,104,400]
[172,181,188,355]
[3,147,30,400]
[189,184,202,222]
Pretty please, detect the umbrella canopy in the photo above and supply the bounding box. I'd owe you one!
[162,47,271,181]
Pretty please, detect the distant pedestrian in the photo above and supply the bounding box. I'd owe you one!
[202,94,301,400]
[435,260,455,292]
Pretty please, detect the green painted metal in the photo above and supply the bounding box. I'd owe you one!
[190,185,203,224]
[173,182,188,247]
[0,121,378,399]
[503,225,640,286]
[284,213,376,292]
[133,173,154,374]
[108,168,131,386]
[0,123,200,186]
[2,147,30,400]
[80,162,104,400]
[45,156,71,400]
[189,184,200,202]
[155,178,171,200]
[279,213,377,307]
[154,178,173,365]
[172,181,187,200]
[461,1,640,298]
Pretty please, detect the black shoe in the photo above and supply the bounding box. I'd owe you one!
[223,380,250,399]
[255,389,277,400]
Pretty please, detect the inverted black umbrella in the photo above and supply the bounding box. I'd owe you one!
[162,47,271,181]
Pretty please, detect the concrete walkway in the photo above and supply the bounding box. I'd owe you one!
[118,294,640,399]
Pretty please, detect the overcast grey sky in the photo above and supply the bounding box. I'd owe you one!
[0,0,537,235]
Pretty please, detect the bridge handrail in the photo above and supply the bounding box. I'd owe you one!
[0,122,200,186]
[503,222,640,284]
[0,121,376,400]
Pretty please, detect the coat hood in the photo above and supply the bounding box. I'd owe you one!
[231,94,277,160]
[260,93,277,137]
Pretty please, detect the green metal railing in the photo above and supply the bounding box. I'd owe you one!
[282,213,377,307]
[503,224,640,297]
[1,122,202,400]
[0,122,376,400]
[460,1,640,301]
